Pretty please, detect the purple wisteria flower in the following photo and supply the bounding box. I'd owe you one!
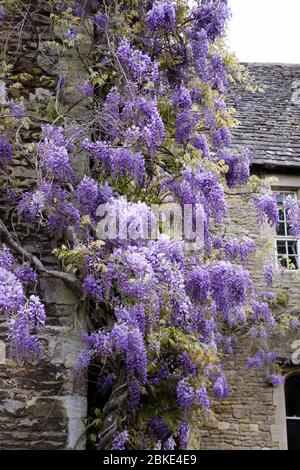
[15,266,38,285]
[221,148,250,188]
[285,195,300,237]
[0,244,15,270]
[116,40,159,83]
[193,134,210,158]
[146,1,178,32]
[263,260,275,287]
[40,126,74,182]
[25,295,46,330]
[65,27,79,41]
[163,437,175,450]
[268,374,283,387]
[147,417,170,442]
[186,267,210,304]
[93,12,108,31]
[127,376,141,418]
[192,0,231,41]
[179,420,189,449]
[17,191,45,223]
[0,6,6,22]
[190,28,209,82]
[11,102,25,119]
[111,430,128,450]
[291,318,299,329]
[79,79,93,97]
[213,374,228,399]
[83,140,146,185]
[223,237,256,262]
[75,176,100,217]
[196,385,210,411]
[83,275,103,302]
[255,194,279,227]
[0,132,12,166]
[55,2,67,13]
[176,377,195,409]
[0,268,25,313]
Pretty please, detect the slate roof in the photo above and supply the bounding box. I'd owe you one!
[228,63,300,171]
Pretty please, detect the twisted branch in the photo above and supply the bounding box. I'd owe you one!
[0,218,82,293]
[97,367,128,450]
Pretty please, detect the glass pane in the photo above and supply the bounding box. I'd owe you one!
[277,222,286,236]
[278,208,285,222]
[287,420,300,450]
[287,223,294,236]
[288,256,299,270]
[288,241,298,255]
[285,375,300,417]
[277,192,296,205]
[276,193,285,205]
[277,240,287,255]
[278,256,287,268]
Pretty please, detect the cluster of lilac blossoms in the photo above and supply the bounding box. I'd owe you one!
[0,131,12,167]
[39,125,74,182]
[146,1,178,32]
[0,245,45,361]
[284,195,300,237]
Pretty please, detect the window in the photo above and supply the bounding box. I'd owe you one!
[285,374,300,450]
[275,192,299,270]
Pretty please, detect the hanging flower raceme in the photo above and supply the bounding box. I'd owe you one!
[111,431,129,450]
[39,125,74,182]
[0,245,46,361]
[284,195,300,236]
[83,140,146,185]
[11,101,25,119]
[116,40,159,83]
[221,148,250,188]
[75,176,111,218]
[255,193,279,227]
[186,267,210,304]
[17,190,46,224]
[0,5,6,22]
[263,259,276,287]
[0,132,12,167]
[223,237,256,262]
[209,261,253,319]
[146,1,178,32]
[213,373,228,399]
[192,0,231,41]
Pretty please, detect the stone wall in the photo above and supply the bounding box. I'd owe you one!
[0,277,86,449]
[199,180,300,450]
[0,2,87,449]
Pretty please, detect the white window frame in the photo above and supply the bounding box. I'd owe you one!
[275,190,300,270]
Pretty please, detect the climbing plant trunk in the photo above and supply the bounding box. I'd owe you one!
[97,366,128,450]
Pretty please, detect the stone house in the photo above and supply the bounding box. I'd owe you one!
[0,7,299,447]
[198,63,300,450]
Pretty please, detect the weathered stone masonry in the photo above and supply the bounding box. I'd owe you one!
[0,3,87,449]
[199,64,300,450]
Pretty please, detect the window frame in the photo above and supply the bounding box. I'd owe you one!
[275,190,300,270]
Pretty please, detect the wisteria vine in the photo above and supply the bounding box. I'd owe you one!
[0,0,300,451]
